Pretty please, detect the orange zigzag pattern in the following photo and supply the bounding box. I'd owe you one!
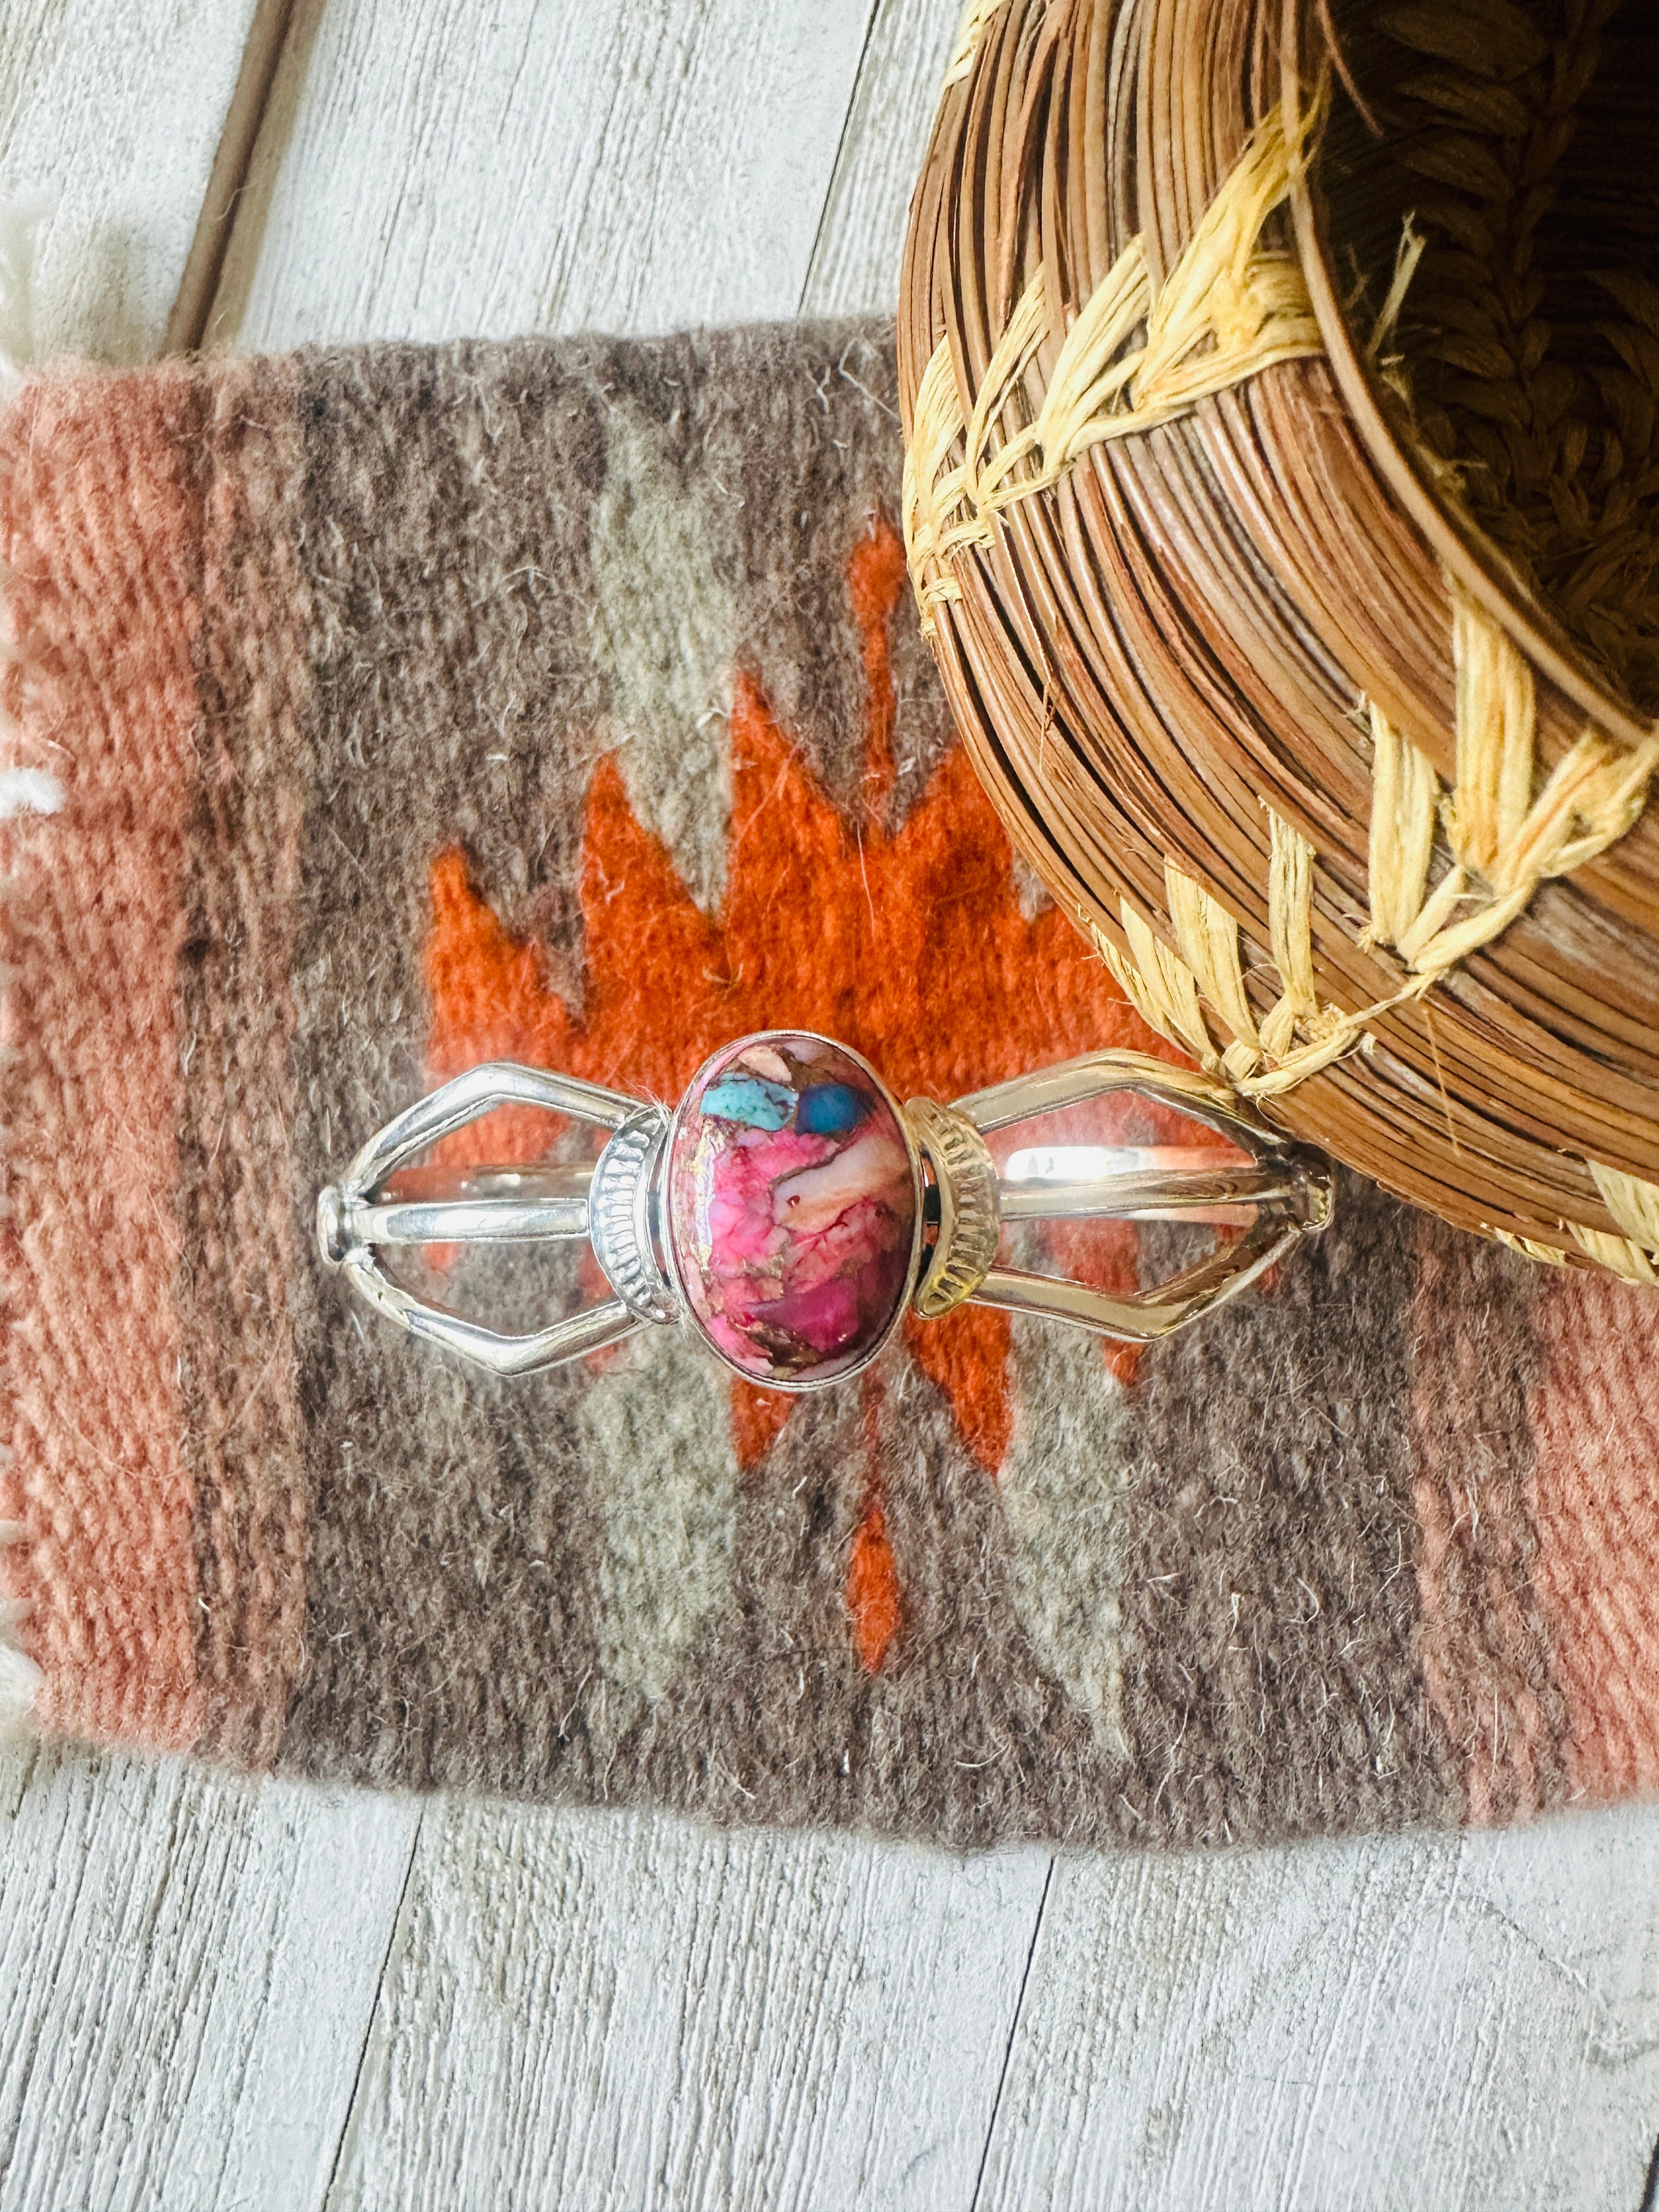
[424,515,1164,1662]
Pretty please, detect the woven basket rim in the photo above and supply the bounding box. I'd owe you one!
[1279,0,1655,754]
[898,0,1659,1270]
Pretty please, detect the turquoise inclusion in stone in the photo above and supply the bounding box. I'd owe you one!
[666,1032,919,1384]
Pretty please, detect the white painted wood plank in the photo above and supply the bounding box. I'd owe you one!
[327,1806,1047,2212]
[213,0,883,349]
[0,1745,418,2212]
[978,1805,1659,2212]
[799,0,960,318]
[0,0,263,363]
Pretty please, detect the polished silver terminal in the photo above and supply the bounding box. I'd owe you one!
[315,1060,645,1379]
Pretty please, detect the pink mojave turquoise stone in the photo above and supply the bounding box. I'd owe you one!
[667,1034,918,1384]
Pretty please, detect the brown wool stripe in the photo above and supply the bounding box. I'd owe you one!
[1122,1176,1462,1847]
[2,320,1657,1849]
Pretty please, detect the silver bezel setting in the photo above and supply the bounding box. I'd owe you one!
[660,1030,926,1393]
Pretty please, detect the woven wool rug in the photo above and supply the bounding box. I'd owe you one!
[2,319,1658,1850]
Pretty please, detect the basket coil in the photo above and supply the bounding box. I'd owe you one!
[898,0,1659,1280]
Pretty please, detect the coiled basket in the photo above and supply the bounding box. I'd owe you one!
[898,0,1659,1280]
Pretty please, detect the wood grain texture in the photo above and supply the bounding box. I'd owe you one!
[328,1808,1048,2211]
[0,1747,417,2211]
[980,1807,1659,2211]
[798,0,962,318]
[211,0,883,348]
[0,0,263,363]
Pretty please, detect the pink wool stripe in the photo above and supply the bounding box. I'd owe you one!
[1530,1266,1659,1802]
[1407,1223,1562,1825]
[0,366,206,1750]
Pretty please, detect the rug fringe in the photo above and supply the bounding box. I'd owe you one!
[0,1538,39,1741]
[0,197,50,401]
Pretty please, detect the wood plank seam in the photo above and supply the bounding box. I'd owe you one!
[320,1802,425,2211]
[798,0,882,316]
[971,1852,1056,2210]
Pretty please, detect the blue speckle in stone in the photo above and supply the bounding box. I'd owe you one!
[700,1074,794,1130]
[796,1081,866,1137]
